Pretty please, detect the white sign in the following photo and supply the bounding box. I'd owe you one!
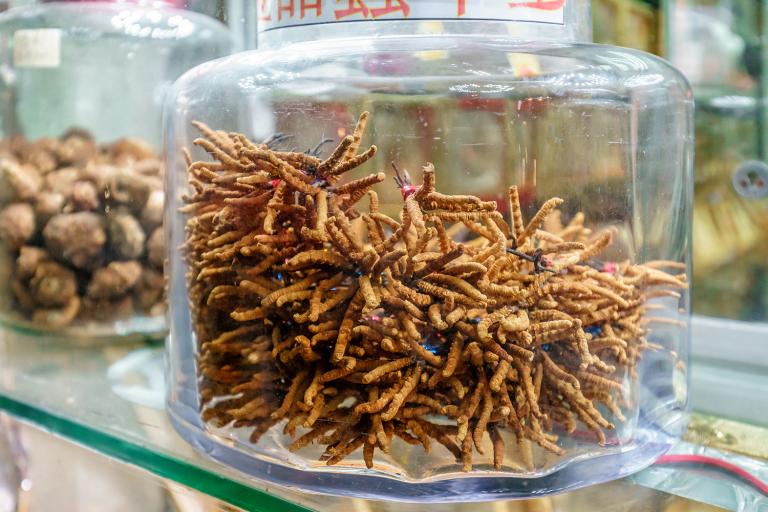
[13,29,62,68]
[257,0,566,32]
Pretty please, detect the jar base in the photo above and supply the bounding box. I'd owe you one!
[167,400,675,502]
[0,313,167,345]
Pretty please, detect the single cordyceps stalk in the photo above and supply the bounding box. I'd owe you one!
[182,111,687,472]
[392,163,420,199]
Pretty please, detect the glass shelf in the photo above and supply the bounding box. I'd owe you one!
[0,329,764,512]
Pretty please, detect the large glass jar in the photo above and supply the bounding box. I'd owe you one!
[166,0,693,500]
[0,0,231,341]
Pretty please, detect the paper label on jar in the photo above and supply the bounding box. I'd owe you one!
[257,0,565,32]
[13,29,62,68]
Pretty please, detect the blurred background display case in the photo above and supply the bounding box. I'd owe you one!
[593,0,660,53]
[667,0,768,324]
[663,0,768,433]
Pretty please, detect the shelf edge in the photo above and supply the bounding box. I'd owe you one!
[0,394,314,512]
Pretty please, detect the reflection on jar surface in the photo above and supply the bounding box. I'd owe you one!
[166,1,693,501]
[0,1,231,341]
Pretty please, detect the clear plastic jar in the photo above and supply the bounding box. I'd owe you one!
[166,0,692,500]
[0,0,231,341]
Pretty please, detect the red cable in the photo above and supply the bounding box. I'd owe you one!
[655,454,768,496]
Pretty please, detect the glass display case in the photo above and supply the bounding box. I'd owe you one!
[0,0,232,341]
[165,0,693,500]
[666,0,768,324]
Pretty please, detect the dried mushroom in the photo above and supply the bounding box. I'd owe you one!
[0,131,166,329]
[43,212,106,270]
[30,262,77,308]
[0,203,35,250]
[108,212,146,260]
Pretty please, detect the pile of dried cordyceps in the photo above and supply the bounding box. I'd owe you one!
[0,131,165,328]
[184,112,686,472]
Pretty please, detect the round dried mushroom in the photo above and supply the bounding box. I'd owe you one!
[0,159,42,201]
[86,260,142,300]
[108,212,145,260]
[16,246,50,280]
[43,212,106,270]
[147,227,164,269]
[108,171,153,209]
[45,167,81,196]
[34,192,65,225]
[70,180,100,211]
[30,261,77,308]
[57,129,97,166]
[25,145,58,174]
[0,203,36,250]
[141,189,164,230]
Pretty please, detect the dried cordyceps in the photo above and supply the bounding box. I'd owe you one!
[183,112,687,473]
[0,132,166,329]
